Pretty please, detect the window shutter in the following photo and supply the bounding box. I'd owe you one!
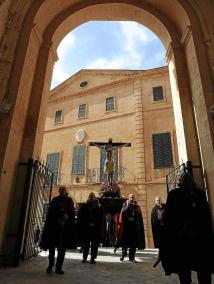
[72,144,86,175]
[153,133,173,168]
[46,152,60,185]
[42,203,49,222]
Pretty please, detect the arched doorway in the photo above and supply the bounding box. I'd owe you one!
[0,0,213,266]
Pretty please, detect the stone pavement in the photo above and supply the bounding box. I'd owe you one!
[0,248,213,284]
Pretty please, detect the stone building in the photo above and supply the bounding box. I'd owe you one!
[0,0,213,266]
[41,67,179,247]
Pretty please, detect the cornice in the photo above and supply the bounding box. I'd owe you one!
[44,111,135,133]
[143,104,173,112]
[49,76,135,103]
[49,67,169,104]
[50,69,143,95]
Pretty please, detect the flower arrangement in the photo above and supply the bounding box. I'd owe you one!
[99,179,121,198]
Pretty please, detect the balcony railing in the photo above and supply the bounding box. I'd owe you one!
[52,167,128,185]
[86,167,126,184]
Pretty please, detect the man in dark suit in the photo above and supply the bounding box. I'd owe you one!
[159,173,213,284]
[151,196,165,248]
[77,192,106,264]
[117,194,145,262]
[40,186,76,274]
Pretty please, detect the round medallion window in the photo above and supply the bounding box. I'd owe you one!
[79,81,88,88]
[76,129,85,143]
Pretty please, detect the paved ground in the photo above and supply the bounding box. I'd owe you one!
[0,248,213,284]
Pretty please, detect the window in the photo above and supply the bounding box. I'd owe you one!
[80,81,88,88]
[100,147,118,182]
[42,203,49,222]
[78,104,86,118]
[71,144,86,175]
[46,152,60,185]
[153,86,164,101]
[106,97,115,111]
[152,133,173,168]
[54,110,62,123]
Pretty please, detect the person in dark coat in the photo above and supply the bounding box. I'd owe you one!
[159,172,213,284]
[151,196,165,248]
[40,186,76,274]
[77,192,106,264]
[117,194,145,262]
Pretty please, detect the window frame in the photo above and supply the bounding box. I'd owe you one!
[105,96,115,112]
[54,109,63,124]
[152,86,164,102]
[78,103,87,119]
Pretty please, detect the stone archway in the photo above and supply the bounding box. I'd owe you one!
[0,0,213,266]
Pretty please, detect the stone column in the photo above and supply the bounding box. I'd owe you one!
[20,38,58,161]
[0,27,57,265]
[0,22,42,264]
[165,41,201,166]
[181,25,214,219]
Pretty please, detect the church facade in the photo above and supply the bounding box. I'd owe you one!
[41,67,179,247]
[1,0,214,266]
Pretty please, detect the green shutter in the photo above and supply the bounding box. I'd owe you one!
[46,152,60,185]
[72,145,86,175]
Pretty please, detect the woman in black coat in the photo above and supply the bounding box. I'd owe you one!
[40,186,76,274]
[159,173,213,284]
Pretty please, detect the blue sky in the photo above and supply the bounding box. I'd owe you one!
[51,21,166,89]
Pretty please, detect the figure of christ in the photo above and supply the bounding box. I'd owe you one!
[104,146,114,186]
[89,138,131,186]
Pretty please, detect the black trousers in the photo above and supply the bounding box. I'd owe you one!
[82,240,99,260]
[48,246,66,270]
[178,270,211,284]
[122,246,136,261]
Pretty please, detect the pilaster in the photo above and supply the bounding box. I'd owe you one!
[133,78,148,245]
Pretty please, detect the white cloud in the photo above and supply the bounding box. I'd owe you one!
[87,57,126,69]
[51,21,165,88]
[51,33,75,88]
[154,51,165,62]
[86,22,155,70]
[57,33,75,58]
[120,21,156,44]
[52,62,70,86]
[119,22,157,67]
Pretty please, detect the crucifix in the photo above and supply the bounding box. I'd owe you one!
[89,138,131,186]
